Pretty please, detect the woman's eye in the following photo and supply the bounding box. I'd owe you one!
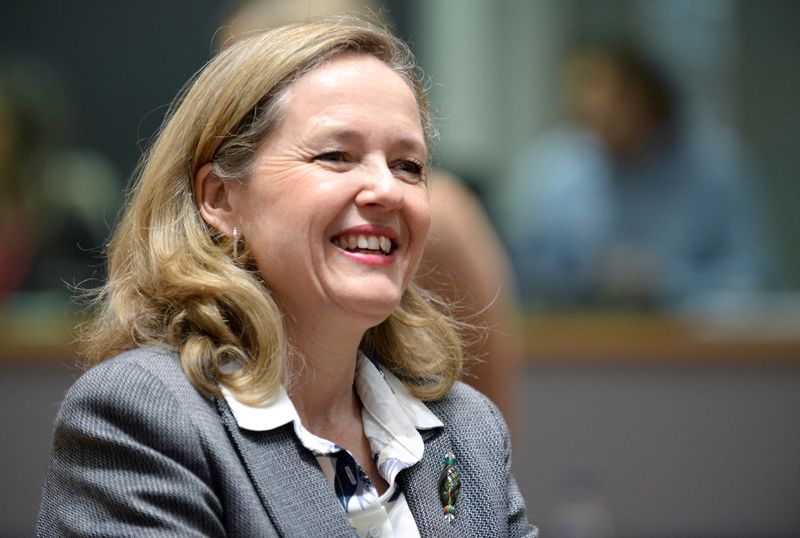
[315,151,347,163]
[394,160,424,182]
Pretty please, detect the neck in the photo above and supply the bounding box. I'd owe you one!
[284,313,367,432]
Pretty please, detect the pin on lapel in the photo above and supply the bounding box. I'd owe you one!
[438,452,461,523]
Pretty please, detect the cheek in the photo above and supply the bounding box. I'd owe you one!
[406,190,431,260]
[411,190,432,237]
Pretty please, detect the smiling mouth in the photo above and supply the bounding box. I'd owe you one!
[332,233,395,256]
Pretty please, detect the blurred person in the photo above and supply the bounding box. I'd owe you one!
[218,0,525,434]
[216,0,375,46]
[416,171,524,431]
[0,60,118,305]
[37,17,537,536]
[501,44,769,311]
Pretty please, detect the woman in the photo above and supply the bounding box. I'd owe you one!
[37,17,536,537]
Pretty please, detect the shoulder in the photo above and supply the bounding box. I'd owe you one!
[40,349,234,535]
[75,345,184,383]
[427,381,509,442]
[69,346,200,403]
[59,346,215,440]
[513,125,608,176]
[430,380,502,411]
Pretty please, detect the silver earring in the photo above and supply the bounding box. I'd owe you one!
[232,226,240,258]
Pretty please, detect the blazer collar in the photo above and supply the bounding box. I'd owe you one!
[215,397,355,537]
[216,385,473,536]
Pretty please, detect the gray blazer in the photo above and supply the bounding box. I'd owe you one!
[37,347,537,537]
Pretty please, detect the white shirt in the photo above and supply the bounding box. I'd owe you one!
[221,354,444,538]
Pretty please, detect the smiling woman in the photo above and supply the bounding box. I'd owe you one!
[36,16,537,537]
[195,54,432,331]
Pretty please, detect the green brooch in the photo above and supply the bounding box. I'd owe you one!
[439,452,461,522]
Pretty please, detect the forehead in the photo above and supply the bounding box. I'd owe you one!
[289,53,417,108]
[302,52,407,87]
[279,53,425,147]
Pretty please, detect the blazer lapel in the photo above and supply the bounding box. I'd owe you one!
[400,427,475,537]
[215,397,354,537]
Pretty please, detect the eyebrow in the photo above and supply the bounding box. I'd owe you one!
[312,125,428,158]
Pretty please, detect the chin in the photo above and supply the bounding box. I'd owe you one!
[349,293,403,325]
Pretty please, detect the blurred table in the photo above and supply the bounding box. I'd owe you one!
[4,305,800,536]
[517,309,800,536]
[0,305,78,365]
[4,306,800,366]
[522,310,800,365]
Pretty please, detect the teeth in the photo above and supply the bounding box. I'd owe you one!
[334,233,393,254]
[379,236,391,253]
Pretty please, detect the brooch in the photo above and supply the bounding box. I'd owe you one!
[438,452,461,523]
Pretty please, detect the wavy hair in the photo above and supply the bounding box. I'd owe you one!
[80,16,463,404]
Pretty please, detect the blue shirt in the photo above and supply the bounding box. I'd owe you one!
[500,123,769,310]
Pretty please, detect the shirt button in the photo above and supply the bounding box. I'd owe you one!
[368,526,381,537]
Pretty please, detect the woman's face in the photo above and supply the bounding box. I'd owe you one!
[230,53,430,328]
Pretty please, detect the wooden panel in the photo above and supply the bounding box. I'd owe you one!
[3,308,800,366]
[523,311,800,364]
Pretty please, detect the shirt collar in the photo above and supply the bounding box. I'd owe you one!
[220,353,443,433]
[355,354,443,431]
[220,383,297,432]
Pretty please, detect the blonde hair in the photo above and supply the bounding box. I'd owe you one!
[81,16,462,404]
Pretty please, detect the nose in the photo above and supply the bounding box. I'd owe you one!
[355,159,404,210]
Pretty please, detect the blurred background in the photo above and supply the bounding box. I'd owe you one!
[1,0,799,536]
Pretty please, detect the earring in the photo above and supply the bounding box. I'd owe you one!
[232,226,240,258]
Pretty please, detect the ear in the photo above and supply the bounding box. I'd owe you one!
[194,162,237,236]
